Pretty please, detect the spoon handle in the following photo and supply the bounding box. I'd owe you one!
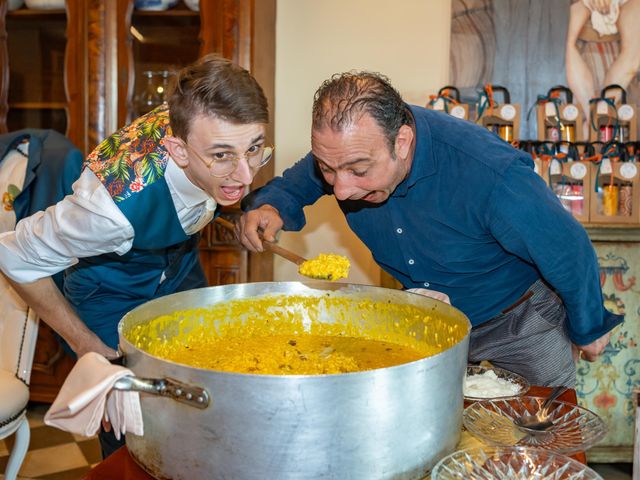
[214,216,308,266]
[541,385,569,417]
[262,240,307,266]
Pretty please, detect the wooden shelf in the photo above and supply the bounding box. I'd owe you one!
[7,8,65,17]
[584,223,640,242]
[133,11,199,17]
[132,8,198,17]
[583,222,640,229]
[9,102,66,109]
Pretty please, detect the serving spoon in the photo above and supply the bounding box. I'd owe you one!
[216,217,349,280]
[513,385,569,434]
[216,217,349,281]
[215,216,307,265]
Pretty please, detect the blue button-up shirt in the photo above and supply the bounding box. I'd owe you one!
[244,105,622,346]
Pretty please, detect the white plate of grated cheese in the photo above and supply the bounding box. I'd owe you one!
[464,365,529,401]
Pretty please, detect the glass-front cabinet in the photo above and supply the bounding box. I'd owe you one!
[119,0,202,123]
[0,0,275,401]
[5,8,67,132]
[0,0,88,151]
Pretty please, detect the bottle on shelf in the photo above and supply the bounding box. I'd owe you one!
[134,70,170,117]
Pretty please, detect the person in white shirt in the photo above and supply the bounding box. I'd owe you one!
[0,54,272,456]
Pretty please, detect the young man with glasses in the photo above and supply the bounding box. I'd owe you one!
[0,54,271,456]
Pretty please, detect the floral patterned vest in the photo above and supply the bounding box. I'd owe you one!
[85,105,189,249]
[64,107,207,349]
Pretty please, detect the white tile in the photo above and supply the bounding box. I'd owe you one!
[18,443,89,478]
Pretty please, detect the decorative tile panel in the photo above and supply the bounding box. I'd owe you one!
[577,242,640,460]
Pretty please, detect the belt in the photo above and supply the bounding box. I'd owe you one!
[476,285,536,330]
[501,290,534,314]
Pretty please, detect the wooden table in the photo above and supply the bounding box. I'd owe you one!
[84,386,586,479]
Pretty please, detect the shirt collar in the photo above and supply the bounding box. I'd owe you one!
[165,156,212,207]
[392,105,437,197]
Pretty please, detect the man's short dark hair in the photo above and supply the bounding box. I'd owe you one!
[312,72,413,151]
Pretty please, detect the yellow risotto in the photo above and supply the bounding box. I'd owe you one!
[126,294,466,375]
[298,253,350,281]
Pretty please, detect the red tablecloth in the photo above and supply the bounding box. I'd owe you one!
[84,386,586,479]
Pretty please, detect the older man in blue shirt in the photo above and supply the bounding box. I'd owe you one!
[237,72,622,387]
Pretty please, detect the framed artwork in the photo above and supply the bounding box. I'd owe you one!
[450,0,640,141]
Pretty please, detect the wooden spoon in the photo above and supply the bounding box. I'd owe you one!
[214,216,308,268]
[214,217,349,281]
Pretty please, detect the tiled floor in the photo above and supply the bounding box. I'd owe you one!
[0,403,634,479]
[0,403,101,479]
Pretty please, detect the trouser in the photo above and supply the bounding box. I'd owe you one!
[99,426,126,459]
[64,234,207,351]
[468,279,576,387]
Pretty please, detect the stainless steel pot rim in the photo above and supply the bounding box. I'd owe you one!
[117,281,472,378]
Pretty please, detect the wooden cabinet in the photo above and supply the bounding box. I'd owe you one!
[0,0,275,402]
[0,0,115,156]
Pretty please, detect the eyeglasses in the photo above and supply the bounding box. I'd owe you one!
[185,142,274,178]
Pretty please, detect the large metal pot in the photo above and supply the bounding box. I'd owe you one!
[117,282,471,480]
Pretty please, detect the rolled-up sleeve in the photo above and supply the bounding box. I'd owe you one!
[0,168,135,283]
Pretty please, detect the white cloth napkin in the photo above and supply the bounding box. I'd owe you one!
[44,352,143,440]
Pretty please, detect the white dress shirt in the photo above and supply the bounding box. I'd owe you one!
[0,156,216,283]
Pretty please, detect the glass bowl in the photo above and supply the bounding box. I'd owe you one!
[463,396,607,454]
[431,446,603,479]
[464,365,530,401]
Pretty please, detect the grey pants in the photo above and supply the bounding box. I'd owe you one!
[468,279,576,387]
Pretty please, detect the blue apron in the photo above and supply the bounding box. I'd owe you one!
[62,179,209,349]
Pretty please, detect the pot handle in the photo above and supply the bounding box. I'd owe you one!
[113,375,210,409]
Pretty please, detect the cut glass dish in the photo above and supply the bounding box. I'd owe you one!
[431,446,603,479]
[463,396,606,454]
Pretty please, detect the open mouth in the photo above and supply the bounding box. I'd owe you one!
[361,191,378,201]
[219,185,244,202]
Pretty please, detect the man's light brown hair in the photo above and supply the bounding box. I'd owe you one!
[168,54,269,140]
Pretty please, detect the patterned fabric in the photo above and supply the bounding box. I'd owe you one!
[1,184,20,212]
[1,146,28,213]
[469,279,575,387]
[577,243,638,460]
[0,149,27,225]
[86,104,172,203]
